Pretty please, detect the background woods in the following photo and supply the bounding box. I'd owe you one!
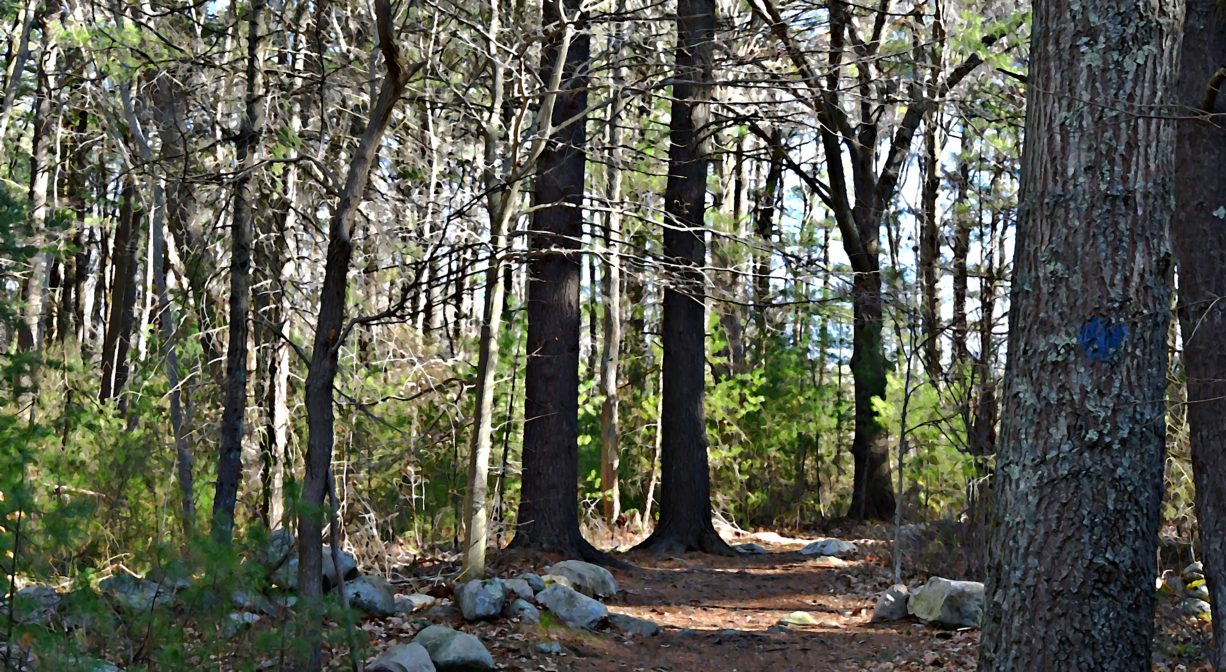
[0,0,1218,668]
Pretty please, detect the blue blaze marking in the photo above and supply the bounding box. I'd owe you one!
[1078,318,1129,363]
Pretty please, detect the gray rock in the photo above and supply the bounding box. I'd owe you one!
[607,613,660,636]
[9,586,60,625]
[536,584,607,629]
[502,578,534,602]
[542,560,617,598]
[1189,583,1211,601]
[733,543,768,555]
[231,588,274,615]
[99,575,174,612]
[516,573,546,593]
[533,642,563,655]
[269,593,298,611]
[799,538,858,558]
[146,566,193,592]
[270,555,300,589]
[323,546,359,586]
[455,579,505,621]
[907,576,984,628]
[258,528,297,568]
[396,593,437,614]
[223,611,261,637]
[539,574,574,591]
[271,547,360,590]
[344,576,396,617]
[368,643,437,672]
[1184,561,1205,579]
[871,584,910,623]
[413,625,494,672]
[424,603,460,620]
[1182,597,1212,620]
[504,598,540,624]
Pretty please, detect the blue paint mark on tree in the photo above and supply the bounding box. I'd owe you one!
[1079,318,1129,363]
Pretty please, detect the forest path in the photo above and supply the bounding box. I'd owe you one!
[481,532,980,672]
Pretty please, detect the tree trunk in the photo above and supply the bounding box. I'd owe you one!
[16,16,56,354]
[99,179,143,405]
[978,0,1181,665]
[213,0,265,545]
[1170,1,1226,665]
[633,0,731,556]
[510,0,602,559]
[847,266,894,519]
[918,116,942,382]
[950,164,971,368]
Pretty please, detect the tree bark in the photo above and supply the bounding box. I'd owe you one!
[16,14,56,354]
[1170,0,1226,665]
[978,0,1181,666]
[213,0,265,545]
[99,179,143,405]
[510,0,603,559]
[633,0,732,556]
[918,116,942,382]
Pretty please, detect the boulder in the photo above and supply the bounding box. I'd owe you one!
[455,579,505,621]
[1189,583,1211,601]
[322,546,359,587]
[424,603,460,620]
[733,543,768,555]
[502,578,535,602]
[536,584,607,629]
[257,528,297,569]
[369,643,437,672]
[540,574,574,591]
[799,539,858,559]
[396,593,437,614]
[607,613,660,636]
[1184,561,1205,579]
[542,560,617,598]
[10,586,61,625]
[907,576,984,628]
[516,573,546,593]
[871,584,910,623]
[271,547,360,590]
[503,598,540,624]
[344,576,396,617]
[534,642,563,655]
[99,575,173,612]
[413,625,494,672]
[223,611,261,638]
[1182,597,1212,621]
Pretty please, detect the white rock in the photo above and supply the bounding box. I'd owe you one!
[799,538,858,558]
[543,560,618,597]
[907,576,984,628]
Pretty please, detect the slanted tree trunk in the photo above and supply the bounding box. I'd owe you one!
[978,0,1181,665]
[296,2,413,667]
[510,0,603,559]
[1171,1,1226,665]
[213,0,265,545]
[633,0,732,556]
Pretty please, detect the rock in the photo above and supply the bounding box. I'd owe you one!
[270,555,300,589]
[231,588,275,615]
[1182,598,1212,621]
[269,593,298,611]
[1184,561,1205,579]
[344,576,396,617]
[258,528,297,568]
[502,578,534,602]
[504,598,540,624]
[1189,583,1211,601]
[907,576,984,628]
[543,561,617,597]
[413,625,494,672]
[516,573,546,593]
[323,546,359,587]
[733,543,768,555]
[396,593,437,614]
[455,579,505,621]
[607,613,660,636]
[368,643,437,672]
[799,538,858,558]
[536,584,607,629]
[809,556,850,568]
[533,642,563,655]
[99,575,173,612]
[146,565,193,592]
[9,586,61,625]
[540,574,574,591]
[778,611,819,626]
[871,584,910,623]
[223,611,261,637]
[424,603,460,620]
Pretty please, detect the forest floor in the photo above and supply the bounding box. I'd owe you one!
[347,524,1213,672]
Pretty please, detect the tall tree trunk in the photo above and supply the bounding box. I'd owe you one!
[99,179,143,405]
[752,131,784,355]
[978,0,1181,665]
[918,116,942,382]
[213,0,265,544]
[296,4,411,666]
[950,163,971,369]
[598,5,626,523]
[846,265,894,519]
[510,0,602,559]
[633,0,731,556]
[1170,1,1226,665]
[0,0,37,142]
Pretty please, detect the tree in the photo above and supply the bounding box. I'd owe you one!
[1171,0,1226,665]
[509,0,602,558]
[978,0,1182,666]
[633,0,732,555]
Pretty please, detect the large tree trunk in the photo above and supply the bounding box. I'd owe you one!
[296,5,411,667]
[846,266,894,519]
[978,0,1181,666]
[213,0,265,544]
[918,117,942,382]
[99,179,143,405]
[510,0,601,558]
[16,17,56,354]
[633,0,731,556]
[1171,1,1226,665]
